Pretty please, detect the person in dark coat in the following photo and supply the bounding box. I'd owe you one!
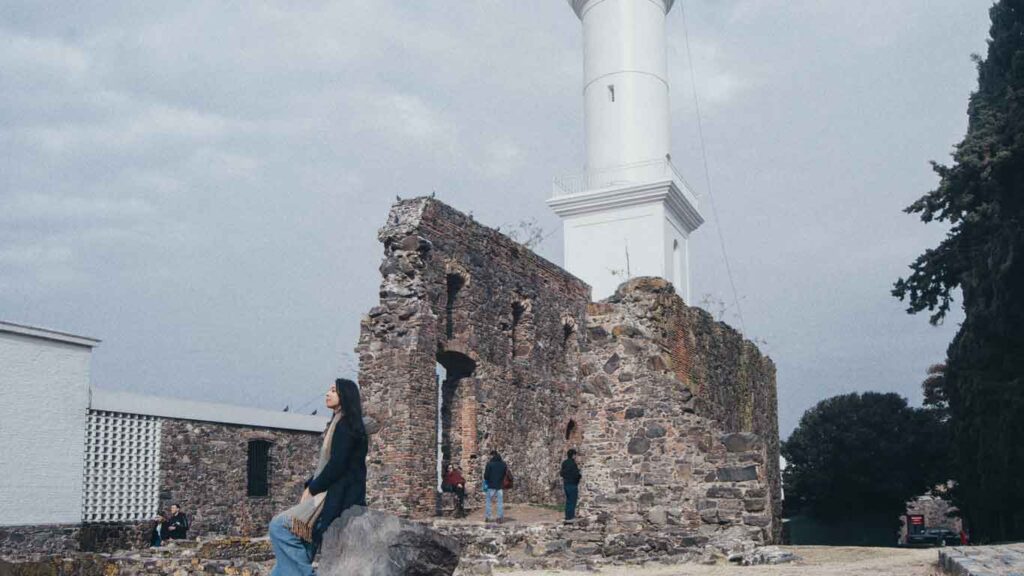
[560,449,582,523]
[150,511,167,547]
[483,451,508,523]
[268,378,368,576]
[165,504,189,540]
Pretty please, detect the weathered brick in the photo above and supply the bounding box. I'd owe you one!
[355,198,781,550]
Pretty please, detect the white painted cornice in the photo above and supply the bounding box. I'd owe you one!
[0,320,100,348]
[547,179,704,233]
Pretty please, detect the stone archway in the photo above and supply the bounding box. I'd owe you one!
[436,350,477,508]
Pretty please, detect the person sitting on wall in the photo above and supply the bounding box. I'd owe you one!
[483,451,509,524]
[165,504,189,540]
[268,378,369,576]
[560,449,582,524]
[442,464,467,518]
[150,511,167,547]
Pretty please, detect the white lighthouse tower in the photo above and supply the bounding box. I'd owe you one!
[548,0,703,301]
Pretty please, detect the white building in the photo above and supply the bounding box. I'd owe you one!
[0,320,326,553]
[0,321,99,526]
[549,0,704,301]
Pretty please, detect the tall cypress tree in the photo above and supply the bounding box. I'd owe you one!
[893,0,1024,542]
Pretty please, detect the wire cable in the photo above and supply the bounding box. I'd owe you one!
[678,1,747,335]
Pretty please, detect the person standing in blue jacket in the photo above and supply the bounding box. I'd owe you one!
[483,451,508,524]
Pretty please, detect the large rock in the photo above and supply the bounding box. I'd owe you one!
[319,506,461,576]
[729,545,800,566]
[720,432,761,453]
[716,465,759,482]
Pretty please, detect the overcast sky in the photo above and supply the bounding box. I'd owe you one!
[0,1,992,435]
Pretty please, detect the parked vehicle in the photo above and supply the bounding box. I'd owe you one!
[906,528,959,547]
[927,528,961,546]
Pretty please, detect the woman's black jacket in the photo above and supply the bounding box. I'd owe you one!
[306,420,368,547]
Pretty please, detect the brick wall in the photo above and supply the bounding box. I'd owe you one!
[358,198,591,516]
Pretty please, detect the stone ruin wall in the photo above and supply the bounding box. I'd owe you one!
[577,278,781,545]
[358,198,591,516]
[159,420,320,537]
[669,301,782,536]
[358,198,780,544]
[0,523,150,559]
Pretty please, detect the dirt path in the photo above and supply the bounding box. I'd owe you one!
[496,546,941,576]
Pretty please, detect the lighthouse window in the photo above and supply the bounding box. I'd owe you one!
[608,84,616,102]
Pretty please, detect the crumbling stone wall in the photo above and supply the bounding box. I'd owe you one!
[358,198,780,545]
[0,525,83,558]
[159,420,320,537]
[358,198,591,516]
[0,523,148,558]
[578,278,779,545]
[662,298,781,539]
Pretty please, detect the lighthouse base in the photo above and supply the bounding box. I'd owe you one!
[547,178,704,302]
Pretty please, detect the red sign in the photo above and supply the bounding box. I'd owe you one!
[909,515,925,525]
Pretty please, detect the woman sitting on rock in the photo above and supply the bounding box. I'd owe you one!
[268,378,368,576]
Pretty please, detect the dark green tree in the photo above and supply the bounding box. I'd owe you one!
[782,393,949,521]
[921,363,950,416]
[893,0,1024,541]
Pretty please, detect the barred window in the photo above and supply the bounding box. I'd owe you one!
[247,440,271,497]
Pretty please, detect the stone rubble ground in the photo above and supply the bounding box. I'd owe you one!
[1,537,969,576]
[13,505,997,576]
[938,543,1024,576]
[0,516,798,576]
[0,537,276,575]
[495,546,945,576]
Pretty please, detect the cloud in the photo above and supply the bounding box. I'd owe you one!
[667,29,749,112]
[0,0,993,434]
[11,102,241,154]
[0,30,90,81]
[0,242,73,267]
[479,137,524,179]
[351,91,460,157]
[0,193,156,222]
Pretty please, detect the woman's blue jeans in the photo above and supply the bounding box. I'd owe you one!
[485,488,504,520]
[269,513,317,576]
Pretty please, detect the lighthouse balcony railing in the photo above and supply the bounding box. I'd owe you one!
[551,159,699,206]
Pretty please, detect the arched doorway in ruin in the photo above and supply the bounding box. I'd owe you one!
[435,350,477,515]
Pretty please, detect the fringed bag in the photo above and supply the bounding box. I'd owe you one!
[291,492,327,543]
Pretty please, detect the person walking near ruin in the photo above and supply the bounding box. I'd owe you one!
[560,449,582,524]
[165,504,189,540]
[484,450,509,524]
[442,464,467,518]
[268,378,368,576]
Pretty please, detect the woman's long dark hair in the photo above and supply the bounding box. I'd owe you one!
[335,378,366,437]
